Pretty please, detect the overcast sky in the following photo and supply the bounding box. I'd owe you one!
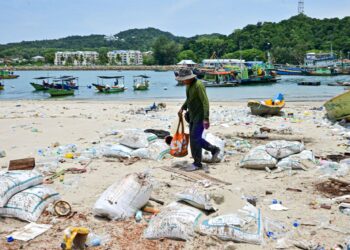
[1,0,349,44]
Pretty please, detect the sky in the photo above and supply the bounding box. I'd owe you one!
[0,0,349,44]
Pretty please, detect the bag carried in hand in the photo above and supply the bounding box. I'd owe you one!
[170,116,189,157]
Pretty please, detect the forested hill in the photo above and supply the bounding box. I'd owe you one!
[1,15,350,65]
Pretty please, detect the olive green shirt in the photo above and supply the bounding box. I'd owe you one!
[182,79,209,122]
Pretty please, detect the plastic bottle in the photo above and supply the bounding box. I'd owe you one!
[86,233,110,247]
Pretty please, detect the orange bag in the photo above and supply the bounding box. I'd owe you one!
[170,116,189,157]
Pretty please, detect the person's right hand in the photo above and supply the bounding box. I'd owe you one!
[178,108,184,117]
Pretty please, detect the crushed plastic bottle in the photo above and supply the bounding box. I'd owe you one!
[86,233,110,247]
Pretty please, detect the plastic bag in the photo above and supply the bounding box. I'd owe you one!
[93,172,153,220]
[170,117,189,157]
[103,144,133,158]
[0,170,43,207]
[202,133,225,163]
[240,146,277,170]
[0,185,60,222]
[265,140,304,159]
[144,202,201,240]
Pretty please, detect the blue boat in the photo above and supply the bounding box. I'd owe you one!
[53,76,79,90]
[275,66,303,75]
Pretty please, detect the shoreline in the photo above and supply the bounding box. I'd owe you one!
[2,65,176,71]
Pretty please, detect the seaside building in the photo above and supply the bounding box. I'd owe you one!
[31,56,45,62]
[177,60,197,68]
[54,51,99,66]
[304,52,337,68]
[202,59,245,68]
[107,50,143,65]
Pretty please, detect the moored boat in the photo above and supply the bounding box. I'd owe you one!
[29,77,55,91]
[248,94,285,116]
[303,68,337,76]
[93,76,126,93]
[202,71,237,87]
[47,88,75,97]
[324,90,350,121]
[0,70,19,79]
[133,75,150,91]
[0,81,4,90]
[275,66,304,75]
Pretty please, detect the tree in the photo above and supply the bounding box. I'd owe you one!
[222,49,266,61]
[97,48,109,65]
[153,36,181,65]
[43,49,56,64]
[177,50,197,62]
[143,54,155,65]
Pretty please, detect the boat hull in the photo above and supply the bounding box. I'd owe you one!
[47,88,74,97]
[0,86,4,90]
[324,90,350,121]
[203,81,238,87]
[248,100,285,116]
[93,84,125,93]
[30,82,48,91]
[0,75,19,79]
[240,76,278,84]
[276,69,303,75]
[298,82,321,86]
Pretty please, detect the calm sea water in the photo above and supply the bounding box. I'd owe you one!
[0,70,349,101]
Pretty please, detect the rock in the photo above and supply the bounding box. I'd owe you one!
[210,193,225,205]
[0,150,6,158]
[224,243,237,250]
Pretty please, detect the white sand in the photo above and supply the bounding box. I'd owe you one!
[0,99,349,249]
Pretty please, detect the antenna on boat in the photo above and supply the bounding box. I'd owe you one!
[298,0,304,14]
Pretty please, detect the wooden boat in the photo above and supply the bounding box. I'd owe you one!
[275,66,303,75]
[133,75,150,91]
[324,90,350,121]
[298,81,321,86]
[29,76,55,91]
[202,71,238,87]
[248,99,285,116]
[93,76,126,93]
[47,88,74,97]
[303,68,337,76]
[328,81,350,87]
[53,76,79,90]
[0,70,19,79]
[239,75,279,84]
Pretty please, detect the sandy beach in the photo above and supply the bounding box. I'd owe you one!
[0,99,350,250]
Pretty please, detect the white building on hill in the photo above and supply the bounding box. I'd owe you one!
[107,50,143,65]
[54,51,99,66]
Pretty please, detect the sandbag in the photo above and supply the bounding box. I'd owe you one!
[0,170,43,207]
[144,202,201,240]
[0,185,59,222]
[176,188,215,211]
[202,133,225,163]
[277,150,315,170]
[199,204,263,245]
[130,140,170,161]
[93,172,153,220]
[103,144,133,158]
[119,129,157,149]
[265,140,304,159]
[240,146,277,170]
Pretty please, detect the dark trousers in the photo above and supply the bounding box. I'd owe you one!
[190,121,216,167]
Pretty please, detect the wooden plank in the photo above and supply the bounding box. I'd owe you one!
[8,158,35,171]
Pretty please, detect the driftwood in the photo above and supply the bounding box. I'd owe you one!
[8,158,35,171]
[236,132,313,143]
[160,166,232,185]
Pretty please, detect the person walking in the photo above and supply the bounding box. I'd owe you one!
[176,68,220,171]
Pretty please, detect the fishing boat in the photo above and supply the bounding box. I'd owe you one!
[275,66,304,75]
[324,90,350,121]
[328,81,350,87]
[298,81,321,86]
[248,98,285,116]
[303,68,337,76]
[93,76,126,93]
[0,70,19,79]
[53,76,79,90]
[239,75,279,84]
[47,88,75,97]
[29,77,55,91]
[202,71,238,87]
[133,75,150,91]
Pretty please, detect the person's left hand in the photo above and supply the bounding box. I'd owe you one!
[203,119,210,129]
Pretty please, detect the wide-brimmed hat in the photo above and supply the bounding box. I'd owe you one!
[176,68,196,81]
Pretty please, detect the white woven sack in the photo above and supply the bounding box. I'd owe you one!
[240,146,277,169]
[0,185,59,222]
[144,202,202,240]
[0,170,43,207]
[265,140,304,159]
[93,172,153,220]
